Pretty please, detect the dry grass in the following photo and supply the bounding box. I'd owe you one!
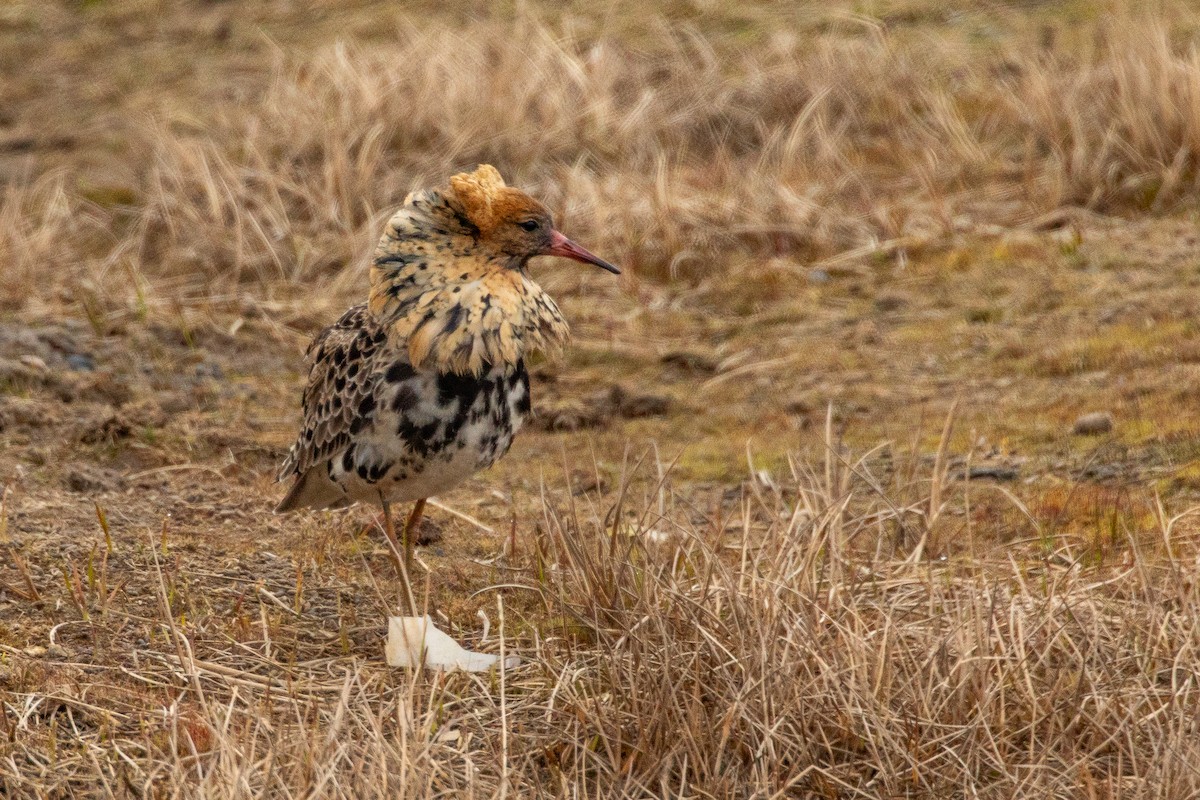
[4,430,1199,798]
[9,3,1200,308]
[136,7,1200,291]
[5,1,1200,797]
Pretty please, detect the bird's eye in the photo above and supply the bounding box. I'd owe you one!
[518,219,540,232]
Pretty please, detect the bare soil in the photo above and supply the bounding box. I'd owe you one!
[5,1,1200,797]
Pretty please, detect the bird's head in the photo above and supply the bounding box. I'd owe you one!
[449,165,620,274]
[367,165,617,375]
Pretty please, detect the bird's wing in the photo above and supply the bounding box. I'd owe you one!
[277,304,389,481]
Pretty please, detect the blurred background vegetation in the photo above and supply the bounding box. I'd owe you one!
[4,2,1200,796]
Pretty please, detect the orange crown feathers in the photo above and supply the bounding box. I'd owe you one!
[449,164,545,236]
[449,165,507,234]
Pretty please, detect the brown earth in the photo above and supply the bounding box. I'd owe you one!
[4,1,1200,797]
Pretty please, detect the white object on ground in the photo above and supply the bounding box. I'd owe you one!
[385,615,518,672]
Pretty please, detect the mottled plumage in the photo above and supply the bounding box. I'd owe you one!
[367,174,571,377]
[275,165,618,607]
[275,303,531,512]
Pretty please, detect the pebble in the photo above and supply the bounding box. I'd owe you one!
[605,385,670,418]
[784,398,816,416]
[1080,463,1122,480]
[807,269,830,284]
[66,353,95,371]
[65,464,126,493]
[1072,412,1114,436]
[415,518,443,546]
[533,399,603,432]
[660,351,717,374]
[960,465,1019,481]
[195,362,225,380]
[18,354,47,372]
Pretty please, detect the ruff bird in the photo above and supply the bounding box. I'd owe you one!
[276,165,618,610]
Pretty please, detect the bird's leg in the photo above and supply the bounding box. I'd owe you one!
[380,497,417,616]
[402,498,427,581]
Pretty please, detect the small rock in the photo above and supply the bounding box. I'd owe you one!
[958,465,1019,482]
[604,385,670,418]
[1080,463,1123,481]
[415,518,443,546]
[807,269,830,284]
[616,392,669,418]
[533,400,605,432]
[195,362,225,381]
[1072,412,1113,436]
[660,351,718,374]
[65,353,95,371]
[65,464,126,493]
[784,398,816,416]
[874,295,906,312]
[18,354,47,372]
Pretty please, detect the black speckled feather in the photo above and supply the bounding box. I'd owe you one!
[277,305,385,483]
[276,300,532,513]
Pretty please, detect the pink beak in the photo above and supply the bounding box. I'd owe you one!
[545,230,621,275]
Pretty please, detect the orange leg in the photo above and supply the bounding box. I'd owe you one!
[380,498,417,616]
[402,498,426,578]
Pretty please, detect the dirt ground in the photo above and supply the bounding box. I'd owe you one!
[5,1,1200,797]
